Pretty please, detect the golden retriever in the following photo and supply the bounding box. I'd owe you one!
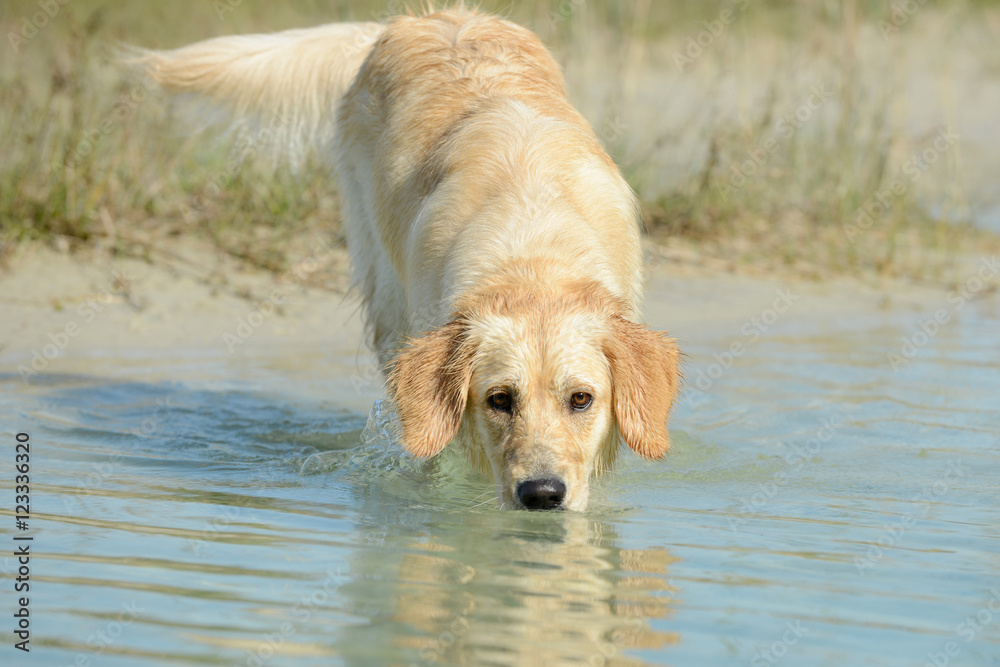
[136,6,681,511]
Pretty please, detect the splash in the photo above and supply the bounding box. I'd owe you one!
[298,400,411,475]
[359,398,401,450]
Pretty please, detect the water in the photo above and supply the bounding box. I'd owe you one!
[1,281,999,666]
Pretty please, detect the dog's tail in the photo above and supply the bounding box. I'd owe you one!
[126,21,383,169]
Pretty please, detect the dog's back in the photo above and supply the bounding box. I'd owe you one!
[336,10,643,356]
[136,9,643,361]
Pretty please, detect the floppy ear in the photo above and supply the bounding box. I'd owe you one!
[387,320,473,458]
[605,317,682,459]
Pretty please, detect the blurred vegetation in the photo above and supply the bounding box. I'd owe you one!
[1,0,997,279]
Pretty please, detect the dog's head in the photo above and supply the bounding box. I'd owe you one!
[388,283,681,511]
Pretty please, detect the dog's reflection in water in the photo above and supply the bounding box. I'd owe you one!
[384,514,679,665]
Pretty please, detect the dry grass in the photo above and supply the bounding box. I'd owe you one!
[1,0,997,280]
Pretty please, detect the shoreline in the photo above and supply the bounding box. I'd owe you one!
[4,236,990,378]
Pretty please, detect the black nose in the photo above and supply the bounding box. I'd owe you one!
[516,479,567,510]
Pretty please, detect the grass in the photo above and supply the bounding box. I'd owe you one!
[1,0,997,281]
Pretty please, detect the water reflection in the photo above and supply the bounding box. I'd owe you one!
[336,475,680,666]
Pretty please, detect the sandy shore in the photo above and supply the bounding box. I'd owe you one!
[1,239,356,359]
[3,236,971,386]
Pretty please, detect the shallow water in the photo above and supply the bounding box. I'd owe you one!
[2,285,999,666]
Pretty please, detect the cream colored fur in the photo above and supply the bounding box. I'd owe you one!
[135,7,681,511]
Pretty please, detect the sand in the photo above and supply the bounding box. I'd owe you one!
[1,235,965,394]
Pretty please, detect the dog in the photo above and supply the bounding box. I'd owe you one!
[135,6,681,511]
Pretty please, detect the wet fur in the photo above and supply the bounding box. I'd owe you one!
[134,6,681,510]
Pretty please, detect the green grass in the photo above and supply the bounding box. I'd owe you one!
[1,0,997,279]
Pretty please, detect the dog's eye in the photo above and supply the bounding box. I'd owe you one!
[570,392,593,411]
[487,391,512,412]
